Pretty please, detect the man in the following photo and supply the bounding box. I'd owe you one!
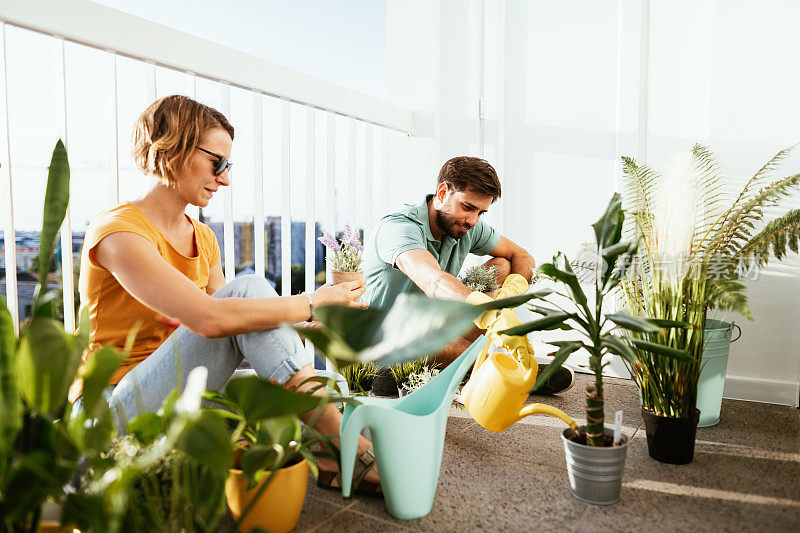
[364,156,573,394]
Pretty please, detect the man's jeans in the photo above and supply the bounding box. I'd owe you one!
[76,275,312,425]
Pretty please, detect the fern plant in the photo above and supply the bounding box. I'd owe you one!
[620,144,800,417]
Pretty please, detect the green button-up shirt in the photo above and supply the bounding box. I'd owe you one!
[364,195,500,309]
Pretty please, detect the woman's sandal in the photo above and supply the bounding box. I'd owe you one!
[316,448,383,498]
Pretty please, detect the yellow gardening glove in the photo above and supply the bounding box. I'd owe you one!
[466,291,497,329]
[495,273,529,300]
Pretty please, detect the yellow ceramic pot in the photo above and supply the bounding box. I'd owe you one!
[225,459,309,533]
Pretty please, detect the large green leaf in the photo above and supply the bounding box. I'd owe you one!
[540,253,589,312]
[477,292,542,311]
[629,338,692,363]
[225,376,327,423]
[498,312,576,337]
[591,192,624,251]
[79,346,125,418]
[34,140,70,311]
[0,294,21,463]
[606,313,661,333]
[15,317,81,414]
[174,411,232,478]
[600,334,637,365]
[530,341,584,393]
[298,294,483,365]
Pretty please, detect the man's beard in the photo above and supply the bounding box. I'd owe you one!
[435,208,468,240]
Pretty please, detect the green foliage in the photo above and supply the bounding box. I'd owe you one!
[389,356,437,387]
[498,194,688,446]
[620,144,800,416]
[294,292,537,367]
[460,265,500,292]
[340,360,377,393]
[1,141,234,533]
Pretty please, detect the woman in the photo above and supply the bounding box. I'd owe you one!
[70,94,379,493]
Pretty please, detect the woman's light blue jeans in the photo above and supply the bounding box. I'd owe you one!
[96,274,312,424]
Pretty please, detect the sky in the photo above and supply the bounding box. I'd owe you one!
[5,0,387,230]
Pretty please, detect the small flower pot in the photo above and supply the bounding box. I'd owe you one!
[642,408,700,464]
[561,426,629,505]
[330,270,363,285]
[225,459,309,533]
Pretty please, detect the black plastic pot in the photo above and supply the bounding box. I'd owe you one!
[369,366,398,397]
[641,408,700,465]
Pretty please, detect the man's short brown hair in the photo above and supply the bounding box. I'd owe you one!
[131,95,234,187]
[437,157,501,202]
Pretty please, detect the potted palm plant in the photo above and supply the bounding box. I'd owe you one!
[319,224,363,285]
[498,194,690,504]
[621,145,800,450]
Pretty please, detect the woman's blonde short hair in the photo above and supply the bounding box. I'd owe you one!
[132,95,234,186]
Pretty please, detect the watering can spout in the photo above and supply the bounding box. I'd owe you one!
[515,403,579,431]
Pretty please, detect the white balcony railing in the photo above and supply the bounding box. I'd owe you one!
[0,0,420,339]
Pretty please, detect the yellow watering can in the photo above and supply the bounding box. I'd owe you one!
[462,275,578,433]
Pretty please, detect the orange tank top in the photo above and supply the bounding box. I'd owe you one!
[71,202,220,398]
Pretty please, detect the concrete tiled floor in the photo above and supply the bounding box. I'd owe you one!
[292,374,800,532]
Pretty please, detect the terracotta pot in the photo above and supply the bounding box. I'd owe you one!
[330,270,363,285]
[225,459,309,533]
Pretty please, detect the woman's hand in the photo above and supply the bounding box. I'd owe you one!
[311,279,369,309]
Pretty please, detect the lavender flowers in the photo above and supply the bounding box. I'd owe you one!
[318,224,363,272]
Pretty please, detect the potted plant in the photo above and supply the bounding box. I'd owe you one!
[621,145,800,443]
[390,357,439,396]
[204,375,345,533]
[0,141,232,533]
[318,224,363,285]
[460,265,501,294]
[340,360,377,395]
[498,194,690,504]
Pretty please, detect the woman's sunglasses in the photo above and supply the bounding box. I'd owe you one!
[196,146,232,176]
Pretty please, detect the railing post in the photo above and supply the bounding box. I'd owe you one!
[220,84,235,282]
[55,37,75,332]
[280,100,291,296]
[253,92,265,279]
[0,22,18,332]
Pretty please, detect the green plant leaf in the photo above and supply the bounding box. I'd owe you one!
[606,313,661,333]
[530,341,584,393]
[629,338,692,363]
[175,410,232,478]
[34,140,70,312]
[79,346,125,417]
[540,253,589,312]
[225,376,328,423]
[127,412,164,446]
[15,317,80,414]
[498,312,576,336]
[591,193,624,251]
[300,294,482,366]
[0,294,22,464]
[476,292,541,311]
[600,335,637,365]
[643,318,692,329]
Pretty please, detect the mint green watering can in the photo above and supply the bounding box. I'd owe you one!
[338,336,487,519]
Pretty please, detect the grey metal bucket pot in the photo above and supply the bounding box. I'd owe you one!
[561,426,629,505]
[698,319,741,427]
